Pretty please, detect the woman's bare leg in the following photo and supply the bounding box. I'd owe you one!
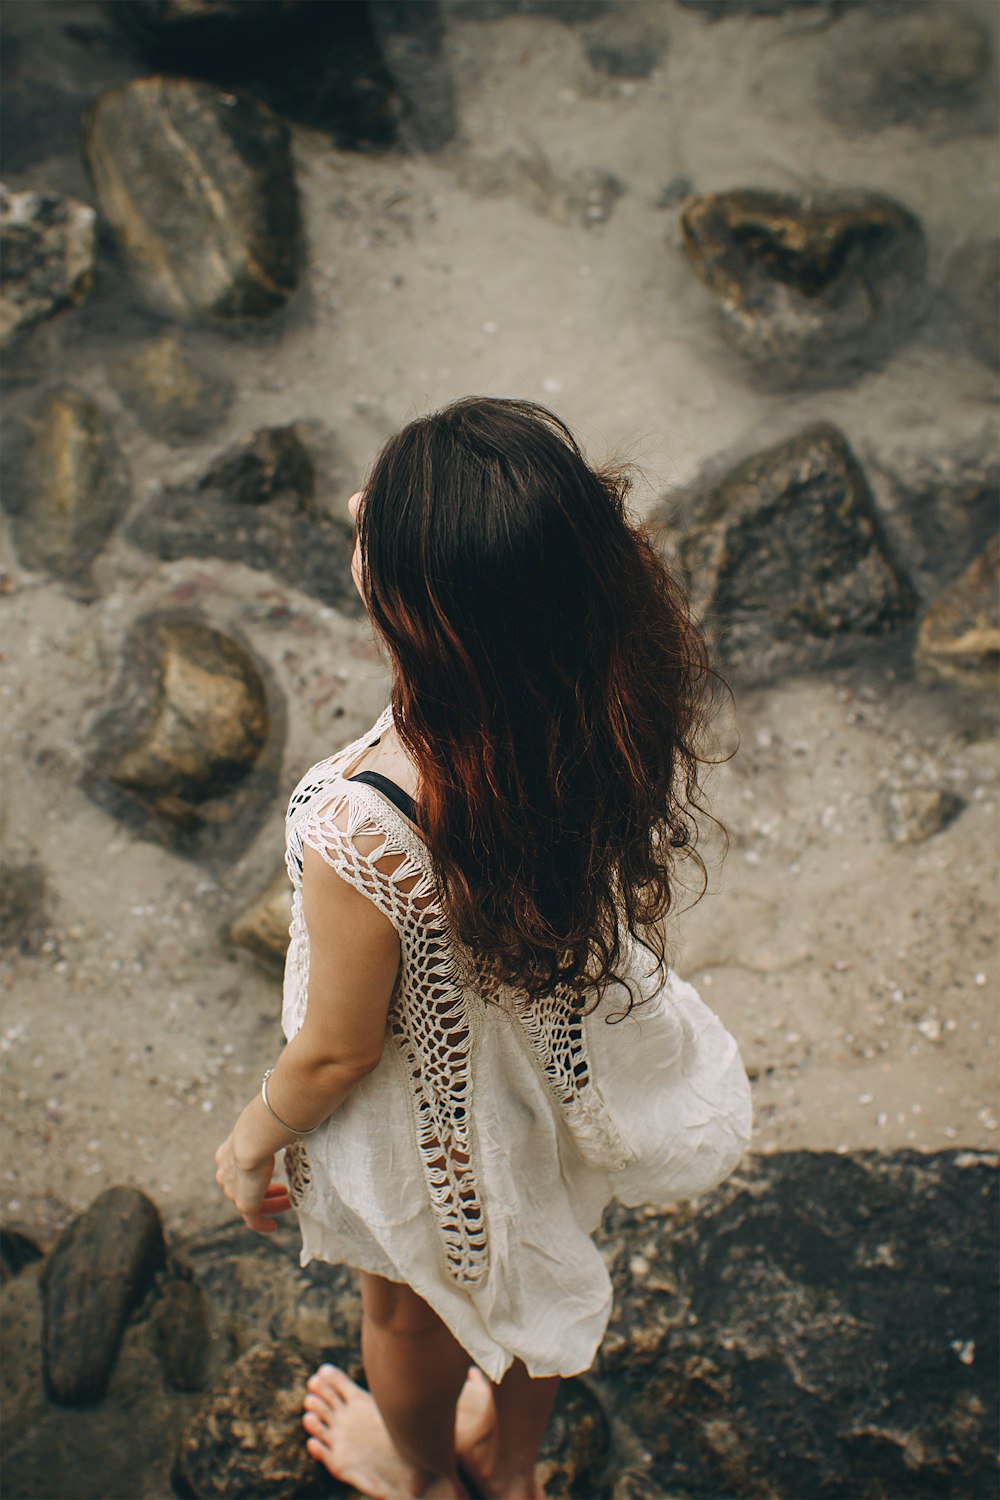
[359,1272,471,1492]
[457,1361,560,1500]
[302,1273,471,1498]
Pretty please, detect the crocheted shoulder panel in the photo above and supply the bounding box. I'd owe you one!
[286,722,487,1286]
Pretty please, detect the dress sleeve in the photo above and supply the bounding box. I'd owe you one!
[296,784,438,937]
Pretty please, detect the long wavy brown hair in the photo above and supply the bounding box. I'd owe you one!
[357,397,717,1014]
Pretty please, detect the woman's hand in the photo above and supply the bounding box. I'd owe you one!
[214,1131,292,1233]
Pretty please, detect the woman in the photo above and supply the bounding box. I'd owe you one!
[215,397,752,1499]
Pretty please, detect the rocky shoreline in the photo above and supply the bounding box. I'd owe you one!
[1,0,997,1495]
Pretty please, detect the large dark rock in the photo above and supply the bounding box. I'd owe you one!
[0,185,96,349]
[126,425,362,614]
[85,613,283,860]
[663,423,918,679]
[368,0,457,151]
[445,0,610,20]
[179,1219,363,1361]
[109,333,234,445]
[817,7,995,136]
[678,0,855,14]
[173,1339,317,1500]
[105,0,455,153]
[915,536,1000,695]
[41,1186,166,1405]
[84,77,301,324]
[1,388,131,593]
[679,188,928,388]
[594,1150,999,1499]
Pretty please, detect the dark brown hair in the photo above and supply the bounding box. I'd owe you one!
[357,397,715,1014]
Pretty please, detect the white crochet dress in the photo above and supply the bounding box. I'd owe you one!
[282,705,753,1381]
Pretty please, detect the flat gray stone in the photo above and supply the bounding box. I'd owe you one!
[126,425,361,614]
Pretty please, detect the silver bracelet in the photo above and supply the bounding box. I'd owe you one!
[260,1069,321,1136]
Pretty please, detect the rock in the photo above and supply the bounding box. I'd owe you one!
[109,333,234,445]
[0,859,50,954]
[41,1186,166,1405]
[882,787,966,844]
[584,14,665,78]
[1,388,131,591]
[611,1468,664,1499]
[174,1339,317,1499]
[537,1377,610,1499]
[679,188,928,388]
[915,537,1000,693]
[230,868,293,973]
[105,1,455,153]
[126,426,362,613]
[594,1150,999,1499]
[864,438,998,602]
[0,1227,43,1286]
[148,1267,212,1392]
[455,150,625,229]
[445,0,610,19]
[369,0,458,151]
[817,8,994,135]
[941,239,1000,371]
[0,184,96,349]
[180,1219,363,1362]
[664,423,918,680]
[196,424,315,508]
[85,613,282,860]
[678,0,856,16]
[83,77,301,323]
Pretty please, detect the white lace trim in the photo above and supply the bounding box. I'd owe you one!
[511,987,637,1171]
[282,705,636,1286]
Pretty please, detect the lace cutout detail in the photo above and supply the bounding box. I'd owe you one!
[513,986,637,1172]
[284,1140,312,1204]
[286,762,489,1290]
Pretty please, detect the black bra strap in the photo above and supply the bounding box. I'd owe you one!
[347,770,419,826]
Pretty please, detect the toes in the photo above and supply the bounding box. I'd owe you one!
[307,1362,351,1404]
[302,1407,333,1442]
[324,1364,365,1403]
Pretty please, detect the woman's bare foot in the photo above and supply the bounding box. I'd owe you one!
[302,1364,466,1499]
[454,1366,498,1489]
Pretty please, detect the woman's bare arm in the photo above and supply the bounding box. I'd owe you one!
[215,843,400,1229]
